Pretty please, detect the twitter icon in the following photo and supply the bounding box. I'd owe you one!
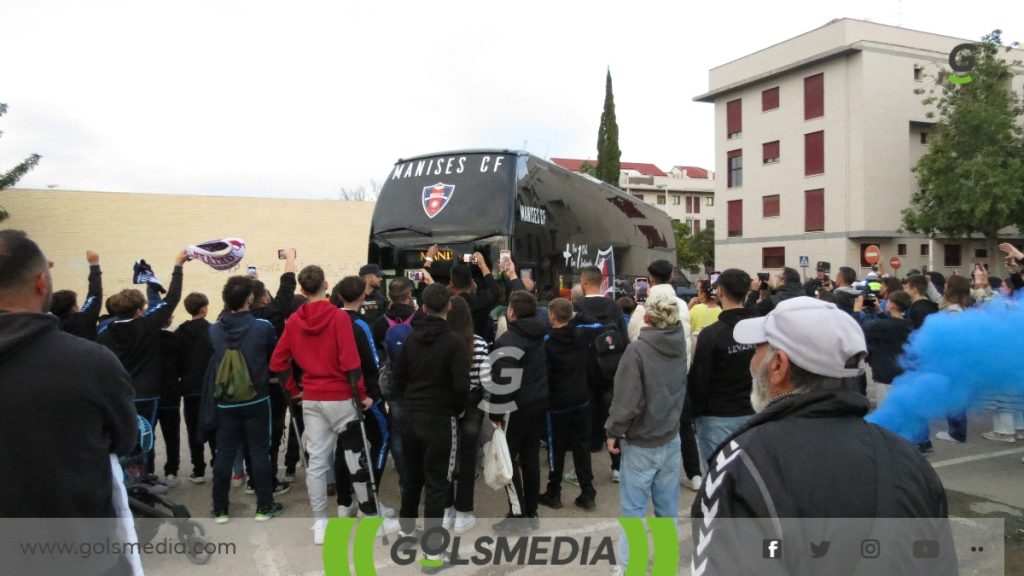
[810,541,831,558]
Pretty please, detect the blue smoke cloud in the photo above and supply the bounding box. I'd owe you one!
[866,297,1024,440]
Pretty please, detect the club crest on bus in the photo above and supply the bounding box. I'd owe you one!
[422,183,455,219]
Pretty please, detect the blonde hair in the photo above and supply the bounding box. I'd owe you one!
[644,291,680,328]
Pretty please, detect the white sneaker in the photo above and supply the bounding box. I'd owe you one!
[338,503,358,518]
[442,507,456,530]
[312,518,328,546]
[454,511,476,534]
[163,474,179,488]
[563,470,579,485]
[683,475,702,492]
[231,474,246,487]
[368,516,401,536]
[611,469,621,483]
[935,431,964,443]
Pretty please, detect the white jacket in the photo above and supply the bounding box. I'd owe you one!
[627,283,692,358]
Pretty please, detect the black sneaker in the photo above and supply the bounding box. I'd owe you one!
[492,515,536,534]
[538,491,563,509]
[254,502,284,522]
[273,481,291,496]
[574,494,596,510]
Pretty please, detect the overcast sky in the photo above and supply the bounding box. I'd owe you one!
[1,0,1020,199]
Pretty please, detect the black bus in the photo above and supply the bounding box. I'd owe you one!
[368,149,675,300]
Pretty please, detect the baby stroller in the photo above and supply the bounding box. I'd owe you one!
[121,415,213,565]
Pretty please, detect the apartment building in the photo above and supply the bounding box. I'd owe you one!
[695,18,1024,276]
[550,158,715,234]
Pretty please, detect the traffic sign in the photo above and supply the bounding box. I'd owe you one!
[890,256,901,270]
[864,245,881,265]
[799,256,810,268]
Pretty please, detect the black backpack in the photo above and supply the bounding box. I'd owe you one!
[592,323,627,380]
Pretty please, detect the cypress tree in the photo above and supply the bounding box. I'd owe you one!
[596,69,621,186]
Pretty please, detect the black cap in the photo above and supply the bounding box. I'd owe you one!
[359,264,383,277]
[816,261,831,272]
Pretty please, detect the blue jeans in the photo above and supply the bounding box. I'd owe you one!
[695,415,751,471]
[618,437,681,570]
[213,397,273,510]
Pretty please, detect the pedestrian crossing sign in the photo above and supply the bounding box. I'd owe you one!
[799,256,810,267]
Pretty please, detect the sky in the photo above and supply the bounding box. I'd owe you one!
[1,0,1021,199]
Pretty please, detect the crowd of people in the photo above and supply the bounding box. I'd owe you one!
[5,227,1020,574]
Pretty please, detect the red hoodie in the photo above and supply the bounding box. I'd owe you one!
[270,300,366,402]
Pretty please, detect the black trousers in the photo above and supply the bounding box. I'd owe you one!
[451,389,484,512]
[284,396,305,473]
[398,411,457,534]
[268,381,287,482]
[154,400,182,476]
[680,398,702,479]
[504,404,546,517]
[183,395,214,476]
[546,404,595,499]
[589,387,620,470]
[334,400,389,506]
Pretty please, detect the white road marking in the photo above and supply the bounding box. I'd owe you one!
[931,447,1024,468]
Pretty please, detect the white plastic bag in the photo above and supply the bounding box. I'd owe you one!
[483,426,514,490]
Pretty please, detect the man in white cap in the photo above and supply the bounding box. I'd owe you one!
[690,297,950,575]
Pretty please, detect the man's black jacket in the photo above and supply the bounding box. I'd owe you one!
[687,307,758,418]
[862,317,913,384]
[489,315,548,421]
[175,317,212,397]
[544,318,593,412]
[252,271,297,338]
[392,315,470,417]
[691,390,951,576]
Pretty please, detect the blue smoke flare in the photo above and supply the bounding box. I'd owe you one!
[866,297,1024,440]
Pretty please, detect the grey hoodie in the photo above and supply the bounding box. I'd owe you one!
[605,323,687,447]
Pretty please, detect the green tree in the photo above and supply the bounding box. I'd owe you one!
[902,31,1024,244]
[0,103,41,222]
[673,219,714,273]
[595,69,621,186]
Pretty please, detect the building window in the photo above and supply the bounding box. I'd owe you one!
[898,243,907,256]
[727,200,742,237]
[705,196,714,207]
[913,65,923,81]
[726,99,742,138]
[763,140,780,164]
[657,195,666,205]
[804,73,824,120]
[944,244,961,267]
[920,243,929,256]
[685,218,694,232]
[693,220,701,234]
[920,132,928,144]
[672,195,681,205]
[693,196,701,214]
[635,193,644,202]
[727,149,743,188]
[805,131,824,176]
[805,189,824,232]
[762,87,779,111]
[685,196,693,213]
[762,194,780,218]
[975,248,988,258]
[762,246,786,269]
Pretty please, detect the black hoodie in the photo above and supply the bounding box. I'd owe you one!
[175,317,212,397]
[97,265,183,399]
[688,307,758,418]
[372,303,420,352]
[0,312,137,517]
[862,316,914,384]
[57,263,103,341]
[544,319,592,411]
[755,280,804,316]
[489,315,549,421]
[392,314,471,416]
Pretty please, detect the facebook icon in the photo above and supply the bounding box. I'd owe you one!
[763,539,783,559]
